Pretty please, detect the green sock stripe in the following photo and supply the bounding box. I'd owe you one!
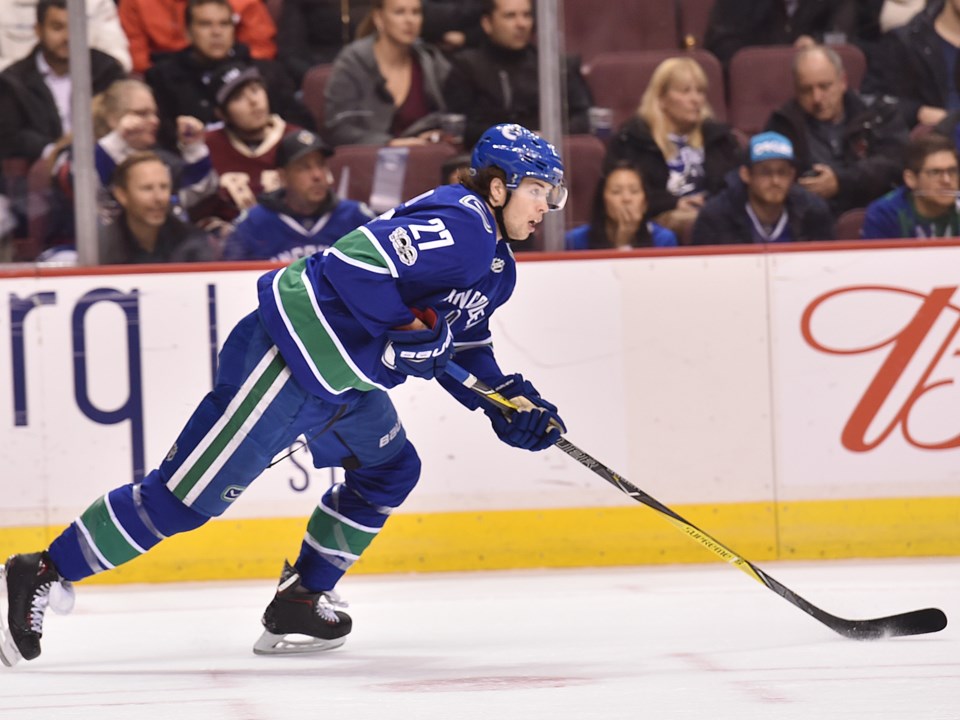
[306,509,379,558]
[275,260,378,393]
[77,496,143,568]
[172,352,287,501]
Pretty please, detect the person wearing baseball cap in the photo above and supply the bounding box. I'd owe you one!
[692,131,835,244]
[222,129,375,260]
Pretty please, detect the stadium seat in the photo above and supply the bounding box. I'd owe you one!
[301,63,334,134]
[677,0,715,49]
[562,0,680,63]
[327,143,457,210]
[561,134,606,230]
[584,49,726,133]
[727,43,867,136]
[835,207,867,240]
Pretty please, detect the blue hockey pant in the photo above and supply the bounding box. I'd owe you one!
[48,312,421,592]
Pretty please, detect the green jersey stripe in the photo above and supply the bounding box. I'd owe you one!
[77,496,143,568]
[306,509,379,558]
[171,351,288,502]
[328,228,394,276]
[272,262,383,393]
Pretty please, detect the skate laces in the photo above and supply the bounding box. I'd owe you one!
[315,590,348,624]
[28,580,75,632]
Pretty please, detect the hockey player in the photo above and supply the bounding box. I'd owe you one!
[0,123,568,664]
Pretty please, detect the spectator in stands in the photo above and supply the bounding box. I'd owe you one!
[324,0,452,147]
[120,0,277,75]
[861,133,960,238]
[443,0,591,148]
[566,161,677,250]
[692,131,835,245]
[188,63,302,234]
[276,0,376,86]
[767,45,908,217]
[0,0,125,164]
[223,129,375,261]
[421,0,485,53]
[0,0,131,72]
[100,151,215,264]
[704,0,858,68]
[864,0,960,130]
[145,0,308,151]
[605,56,740,239]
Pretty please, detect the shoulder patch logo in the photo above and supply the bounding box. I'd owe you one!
[389,227,418,265]
[459,195,493,234]
[491,257,505,273]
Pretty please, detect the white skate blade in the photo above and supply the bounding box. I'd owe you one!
[0,567,22,668]
[252,629,347,656]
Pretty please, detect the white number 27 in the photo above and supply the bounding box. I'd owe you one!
[408,218,454,250]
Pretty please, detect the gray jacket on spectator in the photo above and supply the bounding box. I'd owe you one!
[324,34,451,146]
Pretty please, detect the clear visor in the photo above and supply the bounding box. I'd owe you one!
[514,181,568,211]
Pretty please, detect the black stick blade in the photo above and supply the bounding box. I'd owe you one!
[825,608,947,640]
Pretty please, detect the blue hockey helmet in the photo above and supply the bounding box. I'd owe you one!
[471,124,567,210]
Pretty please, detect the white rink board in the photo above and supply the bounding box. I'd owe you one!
[1,244,959,528]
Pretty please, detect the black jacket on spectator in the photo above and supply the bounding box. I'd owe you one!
[862,0,950,128]
[605,116,742,219]
[443,39,591,148]
[704,0,858,67]
[691,170,836,245]
[146,43,311,150]
[0,46,124,162]
[766,91,908,215]
[276,0,375,86]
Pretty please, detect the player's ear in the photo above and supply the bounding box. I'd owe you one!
[488,177,506,207]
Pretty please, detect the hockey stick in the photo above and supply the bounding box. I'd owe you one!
[444,362,947,640]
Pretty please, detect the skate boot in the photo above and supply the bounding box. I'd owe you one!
[0,551,75,666]
[253,560,352,656]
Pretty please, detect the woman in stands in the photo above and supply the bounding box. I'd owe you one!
[605,56,740,241]
[566,160,677,250]
[324,0,452,146]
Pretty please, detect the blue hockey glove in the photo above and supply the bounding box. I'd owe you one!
[382,307,453,379]
[483,374,566,451]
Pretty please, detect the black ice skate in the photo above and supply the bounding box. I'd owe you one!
[253,560,352,655]
[0,551,74,666]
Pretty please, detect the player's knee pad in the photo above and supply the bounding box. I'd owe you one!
[343,439,422,511]
[138,469,211,536]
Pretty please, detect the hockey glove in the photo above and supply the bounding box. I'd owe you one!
[382,307,453,380]
[483,374,566,451]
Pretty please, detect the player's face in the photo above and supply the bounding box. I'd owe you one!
[375,0,423,46]
[794,52,846,123]
[906,150,960,213]
[281,151,331,205]
[603,168,647,220]
[482,0,533,51]
[36,6,70,67]
[742,159,795,207]
[501,177,551,239]
[224,82,270,133]
[115,161,172,228]
[659,70,706,133]
[189,3,235,60]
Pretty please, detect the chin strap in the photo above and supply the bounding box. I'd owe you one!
[492,190,531,242]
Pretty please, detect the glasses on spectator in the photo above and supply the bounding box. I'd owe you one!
[919,166,960,180]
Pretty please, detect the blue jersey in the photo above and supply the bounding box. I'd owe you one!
[224,192,376,262]
[256,184,514,405]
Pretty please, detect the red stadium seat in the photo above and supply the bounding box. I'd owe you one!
[584,49,726,133]
[561,134,605,230]
[327,143,457,209]
[835,207,867,240]
[562,0,680,63]
[301,63,334,134]
[727,43,867,136]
